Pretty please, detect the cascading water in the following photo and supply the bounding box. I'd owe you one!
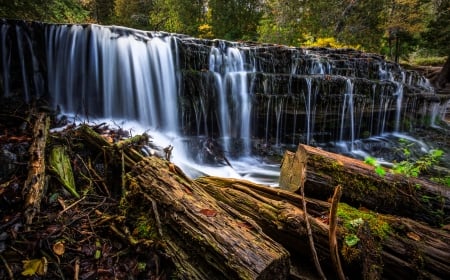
[46,24,179,134]
[209,43,253,156]
[1,20,447,185]
[338,79,355,151]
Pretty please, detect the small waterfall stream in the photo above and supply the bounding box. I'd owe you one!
[1,20,447,184]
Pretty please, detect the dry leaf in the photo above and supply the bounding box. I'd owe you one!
[53,241,65,255]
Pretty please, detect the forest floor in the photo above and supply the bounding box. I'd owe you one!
[0,98,177,279]
[1,96,450,279]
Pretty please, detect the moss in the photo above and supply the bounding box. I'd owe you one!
[337,203,391,240]
[134,215,158,239]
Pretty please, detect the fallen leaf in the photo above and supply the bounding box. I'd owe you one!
[200,209,217,217]
[22,257,47,276]
[53,241,65,255]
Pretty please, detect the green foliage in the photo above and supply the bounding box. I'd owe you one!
[364,156,386,177]
[3,0,446,59]
[337,203,391,244]
[0,0,89,23]
[422,1,450,56]
[392,139,444,177]
[147,0,206,35]
[431,176,450,187]
[208,0,263,40]
[344,234,360,247]
[407,55,448,66]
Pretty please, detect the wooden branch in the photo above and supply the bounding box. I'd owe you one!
[329,185,345,280]
[300,180,326,279]
[280,144,450,226]
[23,112,50,226]
[125,157,290,279]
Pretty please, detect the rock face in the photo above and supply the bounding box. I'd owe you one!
[1,20,448,159]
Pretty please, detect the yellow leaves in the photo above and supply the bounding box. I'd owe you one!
[198,23,214,39]
[302,36,361,50]
[22,257,47,276]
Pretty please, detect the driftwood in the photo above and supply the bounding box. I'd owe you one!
[23,112,50,227]
[195,177,450,279]
[125,158,290,280]
[280,144,450,226]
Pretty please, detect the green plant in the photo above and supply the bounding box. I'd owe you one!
[392,139,444,177]
[431,176,450,187]
[364,156,386,177]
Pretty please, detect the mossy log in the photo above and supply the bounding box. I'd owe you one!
[125,157,290,280]
[280,144,450,226]
[23,112,50,226]
[195,176,450,279]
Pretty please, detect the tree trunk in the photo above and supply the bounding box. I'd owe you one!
[279,144,450,226]
[125,157,290,280]
[195,176,450,279]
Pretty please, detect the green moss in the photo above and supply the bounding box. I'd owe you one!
[337,203,391,240]
[134,215,158,239]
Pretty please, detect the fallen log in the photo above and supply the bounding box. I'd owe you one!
[76,125,291,279]
[279,144,450,226]
[23,112,50,227]
[125,157,290,279]
[195,176,450,279]
[75,126,449,278]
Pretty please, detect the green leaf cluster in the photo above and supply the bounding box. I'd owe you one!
[392,139,444,177]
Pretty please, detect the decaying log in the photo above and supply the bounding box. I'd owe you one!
[23,112,50,226]
[125,157,290,280]
[280,144,450,226]
[195,176,450,279]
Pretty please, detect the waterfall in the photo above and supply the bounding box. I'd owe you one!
[1,20,445,184]
[209,43,253,156]
[45,24,179,134]
[337,79,355,151]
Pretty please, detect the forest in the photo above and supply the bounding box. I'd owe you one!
[1,0,449,66]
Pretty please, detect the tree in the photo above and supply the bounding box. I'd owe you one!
[208,0,263,40]
[81,0,115,24]
[257,0,384,51]
[422,0,450,88]
[257,0,305,45]
[0,0,89,23]
[383,0,433,62]
[148,0,206,35]
[114,0,152,29]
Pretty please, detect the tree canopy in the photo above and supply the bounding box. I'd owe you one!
[0,0,448,61]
